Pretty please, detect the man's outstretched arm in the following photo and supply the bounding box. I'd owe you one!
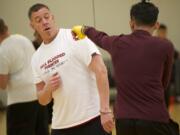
[72,26,120,53]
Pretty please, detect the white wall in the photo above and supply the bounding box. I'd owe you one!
[0,0,94,39]
[0,0,180,58]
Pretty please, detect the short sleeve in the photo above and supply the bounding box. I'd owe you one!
[31,55,43,84]
[74,37,101,66]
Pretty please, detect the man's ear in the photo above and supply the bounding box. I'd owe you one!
[129,20,135,31]
[154,22,160,30]
[30,22,35,30]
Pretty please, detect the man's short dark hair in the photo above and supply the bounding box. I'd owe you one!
[130,0,159,26]
[0,18,7,35]
[28,3,49,19]
[159,24,167,30]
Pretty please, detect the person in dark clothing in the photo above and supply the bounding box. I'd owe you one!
[32,31,53,125]
[32,31,42,50]
[175,53,180,102]
[72,0,180,135]
[157,23,179,108]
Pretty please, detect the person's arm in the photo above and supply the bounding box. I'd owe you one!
[72,26,120,53]
[88,54,114,133]
[84,26,119,51]
[31,53,62,105]
[162,45,174,90]
[0,74,9,90]
[36,73,61,105]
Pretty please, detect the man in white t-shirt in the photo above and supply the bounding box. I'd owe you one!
[0,18,49,135]
[28,3,114,135]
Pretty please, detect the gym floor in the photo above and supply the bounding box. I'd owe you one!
[0,103,180,135]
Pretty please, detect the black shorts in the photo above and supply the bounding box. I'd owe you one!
[116,118,179,135]
[51,116,111,135]
[7,100,49,135]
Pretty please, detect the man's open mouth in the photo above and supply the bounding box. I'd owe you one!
[44,27,50,31]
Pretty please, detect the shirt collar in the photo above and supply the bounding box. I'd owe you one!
[132,30,151,36]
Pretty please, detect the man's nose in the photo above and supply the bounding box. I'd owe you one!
[42,18,48,25]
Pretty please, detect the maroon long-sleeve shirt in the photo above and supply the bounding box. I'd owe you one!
[85,27,174,123]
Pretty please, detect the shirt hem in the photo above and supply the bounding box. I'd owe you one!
[52,113,100,129]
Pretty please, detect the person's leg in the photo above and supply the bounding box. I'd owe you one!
[35,101,49,135]
[47,100,53,124]
[6,101,37,135]
[79,116,111,135]
[51,126,78,135]
[51,129,68,135]
[136,120,171,135]
[115,119,136,135]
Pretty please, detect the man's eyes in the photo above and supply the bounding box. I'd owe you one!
[44,14,50,19]
[35,18,41,23]
[35,15,50,23]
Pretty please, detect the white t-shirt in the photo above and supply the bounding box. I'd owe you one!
[31,29,101,129]
[0,34,37,105]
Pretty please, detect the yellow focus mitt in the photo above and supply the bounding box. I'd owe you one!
[72,25,86,40]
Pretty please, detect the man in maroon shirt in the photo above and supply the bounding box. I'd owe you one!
[72,0,180,135]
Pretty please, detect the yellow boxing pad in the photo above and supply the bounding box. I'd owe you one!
[72,25,86,40]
